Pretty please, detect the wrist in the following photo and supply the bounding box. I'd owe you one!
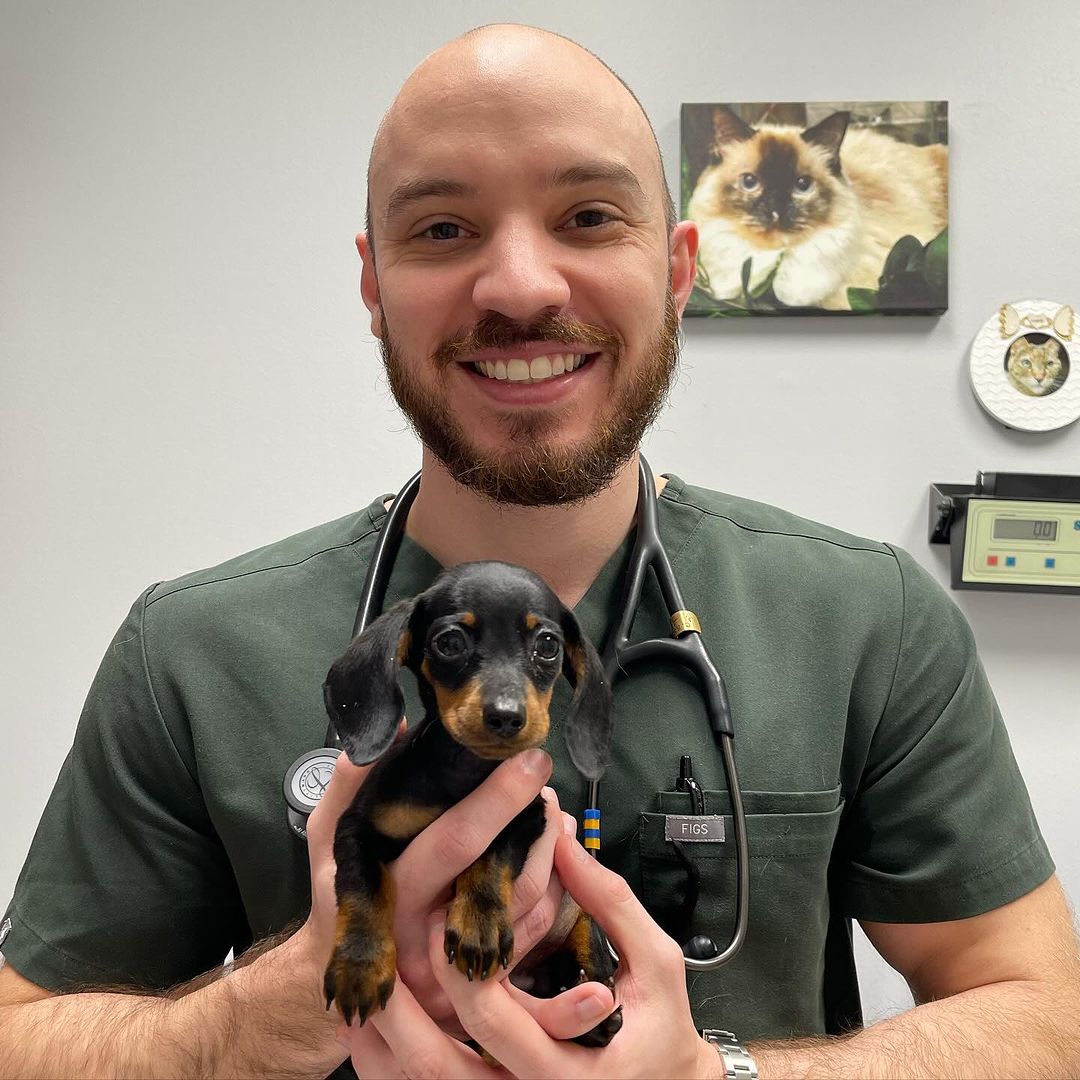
[697,1034,727,1079]
[701,1029,760,1080]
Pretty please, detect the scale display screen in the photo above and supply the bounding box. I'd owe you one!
[961,499,1080,590]
[992,518,1058,542]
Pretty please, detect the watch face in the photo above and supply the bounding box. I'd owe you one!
[285,751,339,811]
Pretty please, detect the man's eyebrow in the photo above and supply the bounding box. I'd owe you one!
[383,177,478,225]
[549,161,649,203]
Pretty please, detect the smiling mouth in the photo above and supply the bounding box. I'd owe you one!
[469,353,598,383]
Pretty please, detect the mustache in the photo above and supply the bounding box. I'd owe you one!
[433,311,622,368]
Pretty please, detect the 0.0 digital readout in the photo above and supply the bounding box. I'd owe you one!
[992,518,1058,542]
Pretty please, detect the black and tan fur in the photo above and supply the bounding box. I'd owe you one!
[322,561,622,1047]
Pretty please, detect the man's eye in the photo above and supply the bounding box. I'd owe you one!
[421,222,464,241]
[567,209,612,229]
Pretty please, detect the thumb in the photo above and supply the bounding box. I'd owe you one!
[304,751,372,856]
[553,834,673,972]
[305,720,406,855]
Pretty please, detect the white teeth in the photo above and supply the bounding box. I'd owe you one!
[473,352,592,382]
[530,356,552,379]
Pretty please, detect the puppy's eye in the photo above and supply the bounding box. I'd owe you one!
[794,174,814,193]
[432,627,469,661]
[739,172,759,192]
[534,632,561,662]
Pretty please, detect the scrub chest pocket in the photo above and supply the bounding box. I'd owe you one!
[637,787,845,1038]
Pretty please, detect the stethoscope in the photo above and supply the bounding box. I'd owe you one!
[283,456,748,971]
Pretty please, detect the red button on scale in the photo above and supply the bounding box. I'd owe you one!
[987,555,999,566]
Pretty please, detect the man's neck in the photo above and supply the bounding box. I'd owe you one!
[400,449,665,610]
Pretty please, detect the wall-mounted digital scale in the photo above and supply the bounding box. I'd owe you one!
[929,472,1080,594]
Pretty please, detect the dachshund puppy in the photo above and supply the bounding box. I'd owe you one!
[322,560,623,1048]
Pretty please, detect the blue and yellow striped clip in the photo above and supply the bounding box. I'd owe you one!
[582,808,601,851]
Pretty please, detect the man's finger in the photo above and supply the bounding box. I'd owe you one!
[428,915,589,1079]
[552,834,684,979]
[506,872,563,972]
[337,1020,406,1080]
[306,720,407,853]
[508,787,560,922]
[394,749,552,918]
[505,980,616,1042]
[304,752,372,854]
[370,967,505,1078]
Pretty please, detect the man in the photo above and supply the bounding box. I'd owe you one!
[2,23,1078,1079]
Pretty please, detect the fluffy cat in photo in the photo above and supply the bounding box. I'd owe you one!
[1005,335,1068,397]
[687,106,948,310]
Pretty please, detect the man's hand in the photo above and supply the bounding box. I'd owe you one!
[342,833,718,1079]
[295,741,578,1038]
[390,747,573,1033]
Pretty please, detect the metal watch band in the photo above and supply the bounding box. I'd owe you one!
[701,1029,759,1080]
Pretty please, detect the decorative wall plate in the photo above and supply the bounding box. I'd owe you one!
[969,300,1079,432]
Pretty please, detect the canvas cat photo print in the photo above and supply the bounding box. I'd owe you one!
[682,100,948,316]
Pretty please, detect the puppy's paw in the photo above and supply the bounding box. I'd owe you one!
[444,892,514,981]
[323,921,396,1026]
[573,1003,624,1047]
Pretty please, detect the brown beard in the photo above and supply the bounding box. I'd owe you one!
[379,291,682,506]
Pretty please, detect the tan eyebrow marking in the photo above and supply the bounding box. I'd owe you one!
[383,177,477,226]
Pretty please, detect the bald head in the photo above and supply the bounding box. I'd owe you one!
[365,24,675,247]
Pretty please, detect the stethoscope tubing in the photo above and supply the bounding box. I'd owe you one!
[591,458,747,970]
[330,457,748,971]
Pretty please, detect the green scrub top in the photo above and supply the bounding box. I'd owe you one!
[3,476,1053,1057]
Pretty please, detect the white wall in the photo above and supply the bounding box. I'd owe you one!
[3,0,1078,1022]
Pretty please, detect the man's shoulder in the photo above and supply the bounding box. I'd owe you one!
[662,474,893,558]
[144,501,383,614]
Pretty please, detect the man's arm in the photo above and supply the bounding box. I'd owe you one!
[0,748,578,1078]
[0,748,368,1080]
[749,876,1080,1079]
[0,926,343,1080]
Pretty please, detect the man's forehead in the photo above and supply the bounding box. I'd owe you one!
[368,26,661,213]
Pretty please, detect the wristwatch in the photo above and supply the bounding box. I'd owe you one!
[701,1029,759,1080]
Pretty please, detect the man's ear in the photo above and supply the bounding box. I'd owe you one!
[323,597,420,764]
[559,610,613,782]
[356,231,383,338]
[670,220,699,318]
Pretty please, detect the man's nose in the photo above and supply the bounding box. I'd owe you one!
[471,224,571,320]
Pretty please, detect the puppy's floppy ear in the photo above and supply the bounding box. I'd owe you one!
[559,609,613,782]
[323,597,420,765]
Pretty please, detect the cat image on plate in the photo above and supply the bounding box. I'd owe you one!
[687,105,947,310]
[1004,334,1069,397]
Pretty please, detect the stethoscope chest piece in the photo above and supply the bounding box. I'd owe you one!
[283,747,340,839]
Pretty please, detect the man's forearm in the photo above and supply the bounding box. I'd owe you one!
[749,978,1080,1079]
[0,928,344,1079]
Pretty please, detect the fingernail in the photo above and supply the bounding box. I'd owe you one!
[520,748,552,777]
[575,992,608,1023]
[562,813,577,836]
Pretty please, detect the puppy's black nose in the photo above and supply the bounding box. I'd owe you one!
[484,701,526,738]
